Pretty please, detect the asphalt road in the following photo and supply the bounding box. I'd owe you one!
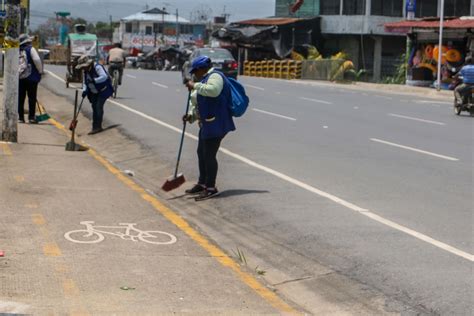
[43,65,473,315]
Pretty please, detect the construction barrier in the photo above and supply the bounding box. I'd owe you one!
[244,60,303,80]
[244,59,348,81]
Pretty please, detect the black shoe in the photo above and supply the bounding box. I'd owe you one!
[19,118,25,123]
[28,119,38,124]
[185,184,206,195]
[195,188,220,201]
[87,128,103,135]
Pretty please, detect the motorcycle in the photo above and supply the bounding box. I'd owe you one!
[453,76,474,116]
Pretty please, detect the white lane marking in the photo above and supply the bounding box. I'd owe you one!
[371,138,459,161]
[126,74,137,79]
[219,146,473,263]
[252,108,296,121]
[110,96,470,262]
[388,113,446,126]
[108,99,187,135]
[46,70,79,89]
[47,70,474,262]
[374,95,393,100]
[416,100,451,105]
[244,84,265,91]
[300,97,333,105]
[354,106,359,110]
[152,82,169,89]
[401,100,441,107]
[323,126,329,129]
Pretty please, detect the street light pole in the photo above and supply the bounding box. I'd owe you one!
[436,0,445,91]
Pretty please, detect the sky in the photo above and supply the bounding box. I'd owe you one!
[30,0,276,29]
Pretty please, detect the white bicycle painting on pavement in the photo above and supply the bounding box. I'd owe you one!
[64,221,177,245]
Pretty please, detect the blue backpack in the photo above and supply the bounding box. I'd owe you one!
[227,77,249,117]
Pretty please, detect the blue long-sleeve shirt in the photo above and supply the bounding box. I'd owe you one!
[83,63,109,94]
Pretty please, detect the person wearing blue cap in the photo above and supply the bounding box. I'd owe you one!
[183,55,236,201]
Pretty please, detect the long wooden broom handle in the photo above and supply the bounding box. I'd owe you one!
[174,91,192,178]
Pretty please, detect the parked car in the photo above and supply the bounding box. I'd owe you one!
[182,48,238,81]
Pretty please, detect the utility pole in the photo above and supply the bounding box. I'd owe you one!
[1,0,21,142]
[175,8,179,47]
[161,7,165,43]
[109,15,113,42]
[436,0,445,91]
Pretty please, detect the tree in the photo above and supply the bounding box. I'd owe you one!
[34,17,115,46]
[95,21,113,39]
[34,18,59,47]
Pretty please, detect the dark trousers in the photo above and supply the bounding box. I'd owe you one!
[89,94,107,129]
[455,83,473,104]
[108,63,124,85]
[19,79,38,120]
[197,130,223,188]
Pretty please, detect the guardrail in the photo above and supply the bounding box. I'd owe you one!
[244,60,302,80]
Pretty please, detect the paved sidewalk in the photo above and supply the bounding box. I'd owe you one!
[0,96,297,314]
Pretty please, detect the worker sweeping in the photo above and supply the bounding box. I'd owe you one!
[182,56,236,201]
[76,55,114,135]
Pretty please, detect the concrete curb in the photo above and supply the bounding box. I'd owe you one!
[241,76,454,101]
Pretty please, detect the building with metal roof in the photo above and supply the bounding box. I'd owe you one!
[121,8,191,24]
[116,8,206,52]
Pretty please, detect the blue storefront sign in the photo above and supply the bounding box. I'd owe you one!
[406,0,416,19]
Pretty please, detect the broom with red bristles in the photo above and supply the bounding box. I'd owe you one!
[162,91,192,192]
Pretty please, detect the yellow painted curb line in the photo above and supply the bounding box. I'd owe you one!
[48,117,300,314]
[0,142,12,156]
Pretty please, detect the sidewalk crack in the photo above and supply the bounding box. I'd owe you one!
[272,275,315,286]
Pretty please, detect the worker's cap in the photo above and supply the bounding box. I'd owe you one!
[189,56,212,73]
[19,34,33,46]
[75,55,94,70]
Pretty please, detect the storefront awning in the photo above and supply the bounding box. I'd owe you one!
[385,17,474,34]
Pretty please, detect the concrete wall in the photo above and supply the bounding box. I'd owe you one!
[320,15,405,35]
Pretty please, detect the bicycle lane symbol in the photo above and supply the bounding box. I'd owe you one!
[64,221,177,245]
